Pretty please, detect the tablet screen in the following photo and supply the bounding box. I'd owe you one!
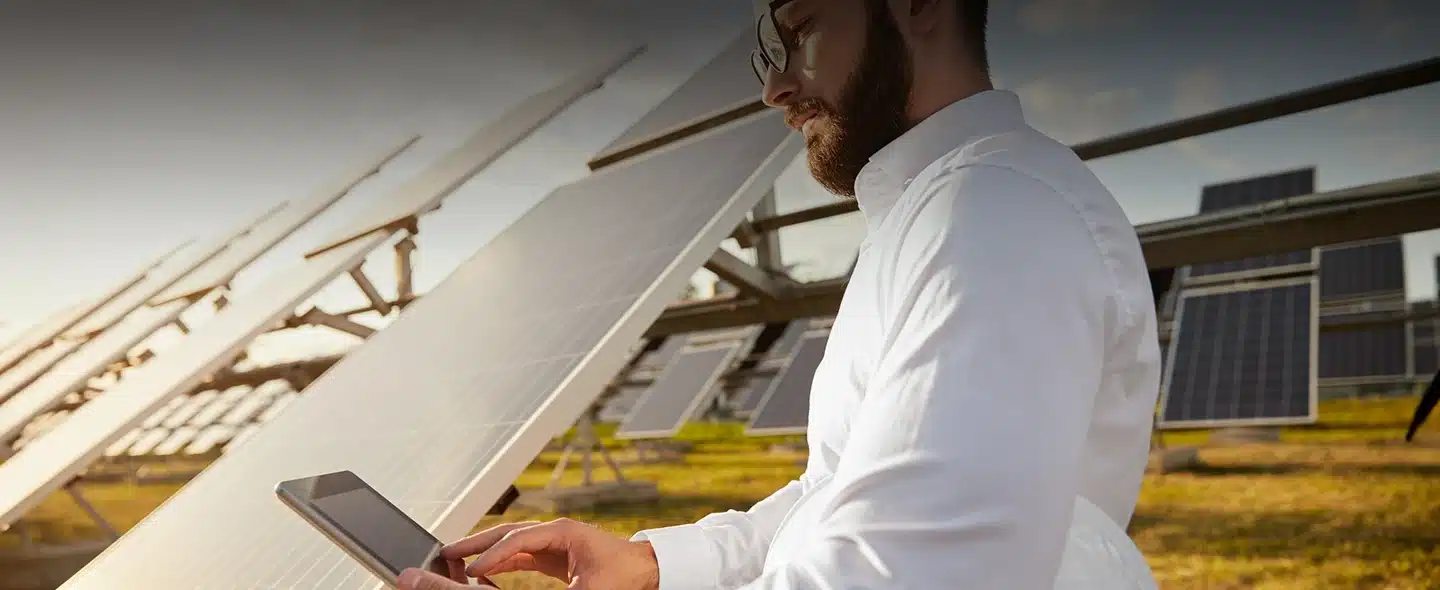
[312,485,441,574]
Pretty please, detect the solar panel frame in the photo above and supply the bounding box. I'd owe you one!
[1413,300,1439,377]
[1318,320,1410,384]
[745,331,828,436]
[305,47,644,259]
[1318,237,1406,301]
[150,136,419,305]
[59,109,799,589]
[1157,276,1319,429]
[590,30,758,167]
[732,320,811,416]
[65,206,283,339]
[0,341,80,405]
[1186,169,1318,281]
[0,300,190,446]
[615,341,746,439]
[0,238,195,375]
[0,233,389,530]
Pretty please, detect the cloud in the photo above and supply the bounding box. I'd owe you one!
[1171,67,1224,117]
[1168,67,1241,174]
[1017,0,1151,35]
[1014,75,1144,144]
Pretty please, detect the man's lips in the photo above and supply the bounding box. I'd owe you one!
[786,110,818,131]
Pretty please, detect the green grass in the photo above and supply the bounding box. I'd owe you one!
[4,397,1438,589]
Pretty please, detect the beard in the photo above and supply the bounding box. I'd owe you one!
[795,0,913,198]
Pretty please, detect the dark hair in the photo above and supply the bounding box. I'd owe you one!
[958,0,989,72]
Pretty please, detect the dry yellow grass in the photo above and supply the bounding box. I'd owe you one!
[3,397,1438,589]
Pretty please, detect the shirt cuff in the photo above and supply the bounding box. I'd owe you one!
[630,524,720,590]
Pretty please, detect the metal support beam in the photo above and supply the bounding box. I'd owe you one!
[348,268,392,316]
[745,57,1440,233]
[394,237,416,306]
[751,191,784,273]
[299,308,377,339]
[704,248,796,301]
[64,483,119,541]
[588,101,769,171]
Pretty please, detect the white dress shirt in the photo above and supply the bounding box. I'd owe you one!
[632,90,1162,589]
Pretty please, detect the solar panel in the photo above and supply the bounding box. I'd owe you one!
[0,233,387,530]
[65,208,281,339]
[140,397,188,430]
[1413,301,1439,376]
[161,390,220,430]
[59,109,798,589]
[1319,322,1408,382]
[153,427,201,457]
[1319,238,1406,301]
[732,320,811,416]
[746,332,828,436]
[1187,169,1317,279]
[0,239,195,376]
[0,300,189,446]
[151,136,419,305]
[183,425,237,456]
[306,47,643,259]
[597,385,647,424]
[0,301,90,372]
[1158,277,1318,428]
[187,385,254,427]
[591,30,758,168]
[615,341,745,439]
[0,341,79,405]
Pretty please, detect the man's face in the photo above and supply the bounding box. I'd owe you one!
[755,0,913,197]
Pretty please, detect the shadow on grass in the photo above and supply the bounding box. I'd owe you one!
[1128,506,1440,562]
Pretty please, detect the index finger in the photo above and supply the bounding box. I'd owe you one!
[442,521,541,559]
[467,520,577,576]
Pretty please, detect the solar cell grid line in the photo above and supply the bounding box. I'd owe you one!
[746,331,829,436]
[615,341,746,439]
[1318,237,1406,301]
[306,46,644,259]
[1187,168,1317,280]
[0,341,80,405]
[150,136,420,306]
[58,109,799,589]
[591,30,758,170]
[1318,321,1408,382]
[0,232,389,531]
[1157,276,1319,429]
[65,205,284,340]
[0,300,190,445]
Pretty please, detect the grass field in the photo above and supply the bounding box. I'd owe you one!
[4,396,1439,589]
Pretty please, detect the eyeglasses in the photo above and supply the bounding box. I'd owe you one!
[750,0,799,85]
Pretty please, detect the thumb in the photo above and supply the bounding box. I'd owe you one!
[397,568,466,590]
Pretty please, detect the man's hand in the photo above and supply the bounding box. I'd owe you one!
[397,519,660,590]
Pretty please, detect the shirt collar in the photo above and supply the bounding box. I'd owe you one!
[852,89,1028,232]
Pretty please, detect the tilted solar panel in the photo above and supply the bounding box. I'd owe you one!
[745,331,828,436]
[616,342,745,439]
[1318,238,1406,301]
[1187,169,1316,279]
[59,109,798,589]
[1318,322,1408,381]
[1158,277,1318,428]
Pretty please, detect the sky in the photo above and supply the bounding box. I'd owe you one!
[0,0,1437,366]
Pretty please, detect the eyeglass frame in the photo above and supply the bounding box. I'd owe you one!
[750,0,801,85]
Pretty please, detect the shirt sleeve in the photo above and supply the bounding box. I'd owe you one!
[631,466,824,590]
[733,163,1118,589]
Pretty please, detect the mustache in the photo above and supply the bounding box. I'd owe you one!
[785,98,834,130]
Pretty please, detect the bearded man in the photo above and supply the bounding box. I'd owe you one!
[400,1,1163,588]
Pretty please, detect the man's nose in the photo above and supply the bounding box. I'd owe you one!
[761,68,799,108]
